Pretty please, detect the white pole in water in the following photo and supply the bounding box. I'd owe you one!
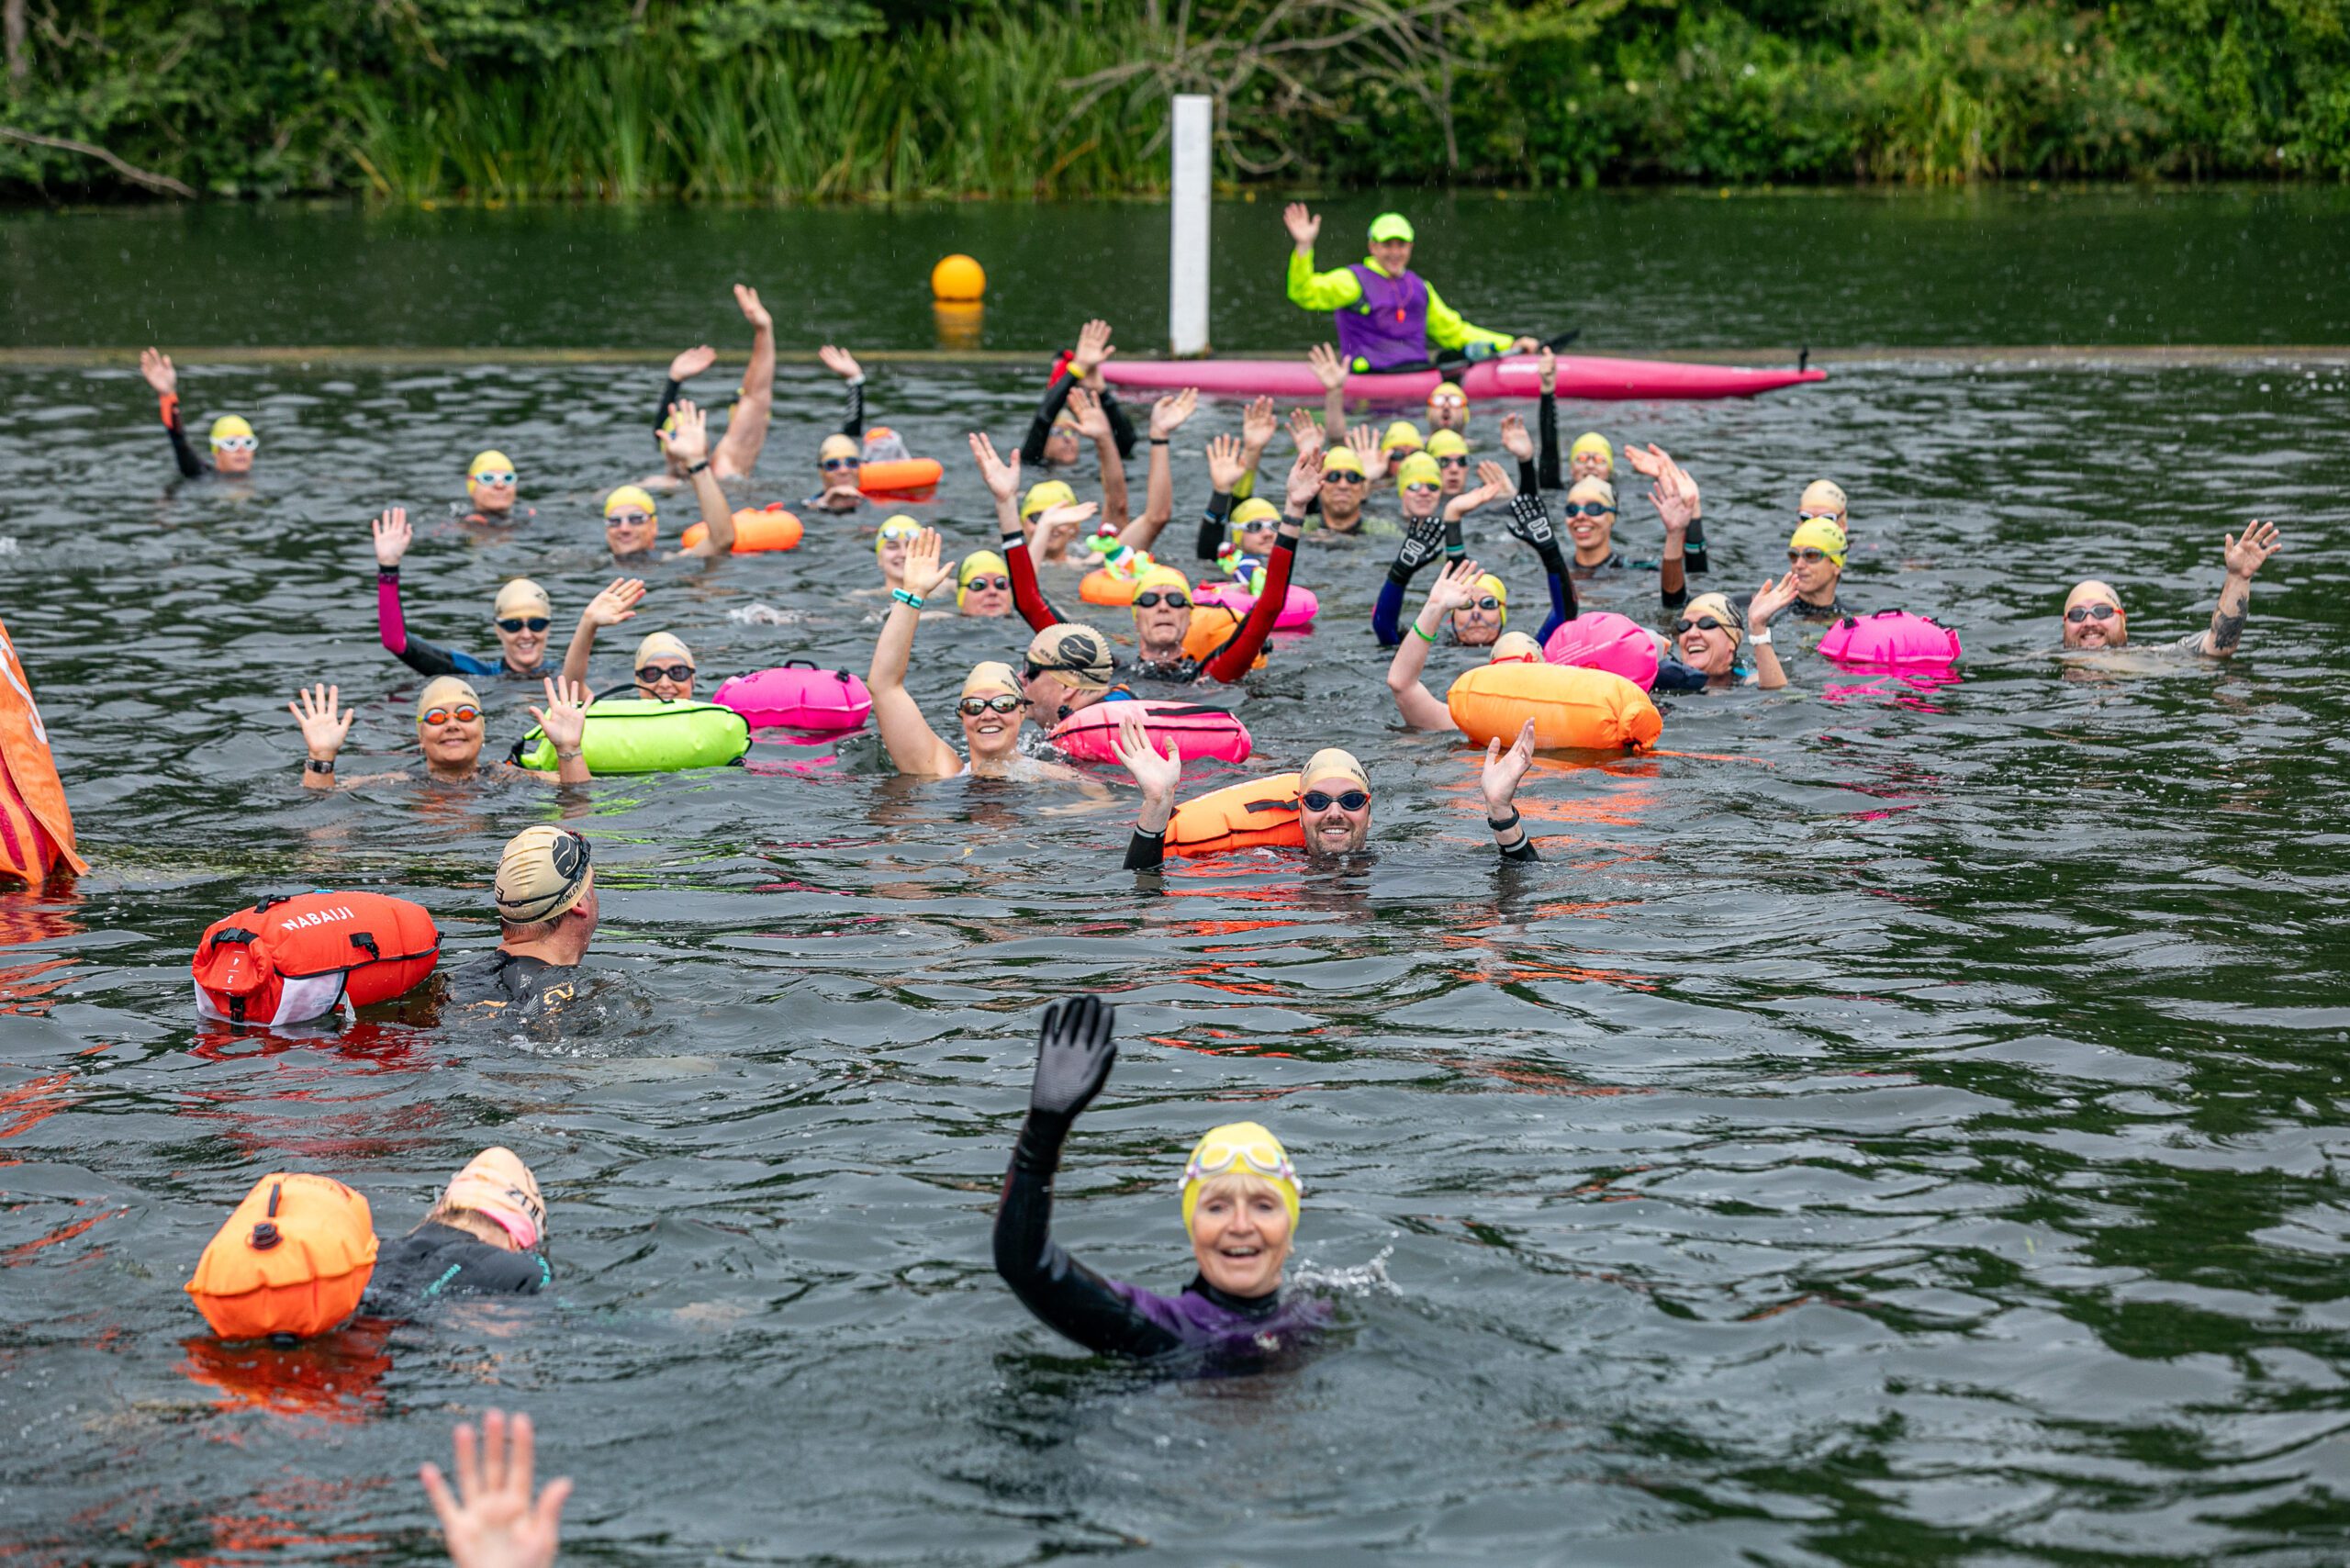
[1169,95,1212,358]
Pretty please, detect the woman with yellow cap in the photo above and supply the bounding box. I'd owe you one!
[1427,429,1473,498]
[994,993,1330,1359]
[955,550,1013,618]
[287,677,592,788]
[607,401,737,560]
[649,283,776,487]
[864,529,1078,781]
[1382,558,1627,729]
[968,430,1179,622]
[364,1148,552,1305]
[459,449,531,524]
[870,514,924,595]
[1783,515,1852,621]
[140,347,255,479]
[1371,459,1544,644]
[368,507,552,683]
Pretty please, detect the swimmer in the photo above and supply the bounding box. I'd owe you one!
[650,283,776,484]
[604,401,736,559]
[448,824,599,1012]
[955,550,1013,618]
[1381,420,1425,465]
[1570,431,1613,484]
[1019,319,1140,467]
[460,450,530,523]
[1370,453,1512,644]
[1782,515,1852,621]
[1427,379,1470,434]
[993,993,1331,1360]
[371,507,551,680]
[2061,521,2283,657]
[1282,205,1539,372]
[1011,480,1097,566]
[1657,586,1793,691]
[1116,707,1542,867]
[1427,428,1472,496]
[140,348,253,479]
[1195,488,1282,566]
[1800,478,1849,533]
[419,1410,573,1568]
[866,529,1078,781]
[1625,442,1712,583]
[364,1148,551,1304]
[1385,561,1547,723]
[871,514,923,594]
[289,677,592,789]
[561,582,700,702]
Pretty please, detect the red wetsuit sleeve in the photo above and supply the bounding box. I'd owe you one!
[1203,535,1295,685]
[1003,532,1064,633]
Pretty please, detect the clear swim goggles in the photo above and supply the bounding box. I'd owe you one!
[212,435,259,454]
[1183,1129,1299,1191]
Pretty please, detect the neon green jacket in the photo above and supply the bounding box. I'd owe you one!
[1285,250,1514,356]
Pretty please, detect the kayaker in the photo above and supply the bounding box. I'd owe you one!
[1281,206,1539,374]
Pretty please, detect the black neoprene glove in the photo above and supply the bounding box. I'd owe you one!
[1388,513,1448,585]
[1506,492,1557,550]
[1013,995,1119,1170]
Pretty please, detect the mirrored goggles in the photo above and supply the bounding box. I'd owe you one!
[1787,547,1831,565]
[1675,615,1728,633]
[473,471,518,487]
[962,575,1011,593]
[419,704,482,726]
[957,694,1024,716]
[1460,596,1503,612]
[1402,482,1440,496]
[211,436,258,454]
[607,511,654,529]
[2065,603,2120,623]
[1436,454,1471,468]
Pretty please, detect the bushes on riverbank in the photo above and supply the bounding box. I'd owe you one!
[3,0,2345,201]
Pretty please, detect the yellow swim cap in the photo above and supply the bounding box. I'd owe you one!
[1788,517,1848,566]
[1230,498,1281,530]
[633,631,694,669]
[1470,572,1509,629]
[957,549,1009,607]
[604,485,657,520]
[207,415,254,448]
[468,449,516,484]
[1395,452,1442,490]
[1570,431,1613,471]
[492,578,551,620]
[1319,445,1365,478]
[1427,429,1470,459]
[1427,381,1467,407]
[1181,1121,1301,1234]
[1380,420,1424,453]
[1021,480,1077,521]
[875,514,923,555]
[1134,564,1192,599]
[415,675,480,724]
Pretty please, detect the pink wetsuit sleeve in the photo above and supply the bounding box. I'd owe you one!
[1203,537,1294,684]
[377,569,408,654]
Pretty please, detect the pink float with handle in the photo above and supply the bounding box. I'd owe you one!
[713,660,874,734]
[1543,611,1660,690]
[1816,610,1962,670]
[1051,700,1253,765]
[1193,581,1318,631]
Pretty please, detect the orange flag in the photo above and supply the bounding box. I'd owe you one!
[0,613,86,882]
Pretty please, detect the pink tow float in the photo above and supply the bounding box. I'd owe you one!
[1052,700,1253,764]
[1817,610,1962,670]
[1192,582,1318,631]
[713,662,874,734]
[1543,611,1661,690]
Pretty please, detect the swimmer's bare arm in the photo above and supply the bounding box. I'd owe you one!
[712,285,775,479]
[1628,443,1706,576]
[1651,456,1697,610]
[522,678,594,787]
[1113,708,1181,871]
[1388,559,1476,731]
[1131,389,1194,553]
[2198,521,2282,657]
[1482,720,1541,861]
[563,577,643,692]
[291,683,357,791]
[1070,388,1129,535]
[1236,393,1277,495]
[1746,571,1798,691]
[867,531,965,778]
[663,401,736,557]
[1308,344,1348,445]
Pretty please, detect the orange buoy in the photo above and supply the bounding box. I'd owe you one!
[185,1172,379,1341]
[930,253,987,302]
[0,613,85,885]
[1080,570,1139,607]
[683,507,803,554]
[1166,772,1305,857]
[1445,661,1662,752]
[1181,605,1267,670]
[191,890,442,1027]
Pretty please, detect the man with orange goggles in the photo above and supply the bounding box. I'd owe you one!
[287,676,592,789]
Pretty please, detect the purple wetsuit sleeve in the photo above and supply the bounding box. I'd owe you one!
[1203,534,1294,685]
[993,1126,1184,1359]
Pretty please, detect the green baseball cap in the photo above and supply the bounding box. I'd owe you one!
[1368,212,1416,243]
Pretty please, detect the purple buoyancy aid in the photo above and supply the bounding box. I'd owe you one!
[1335,263,1431,372]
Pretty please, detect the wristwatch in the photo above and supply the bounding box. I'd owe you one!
[305,757,336,774]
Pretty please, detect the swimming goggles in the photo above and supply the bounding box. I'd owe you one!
[1461,596,1503,612]
[473,471,518,487]
[1798,510,1843,523]
[211,436,258,454]
[607,511,654,528]
[1133,590,1190,609]
[962,575,1011,593]
[1436,454,1471,468]
[957,694,1024,716]
[497,616,551,633]
[1402,482,1440,495]
[822,456,862,471]
[420,704,482,726]
[1676,615,1729,633]
[1320,471,1364,485]
[1561,501,1613,518]
[1300,788,1370,812]
[2065,603,2120,623]
[1787,547,1832,565]
[1184,1129,1300,1188]
[635,663,695,683]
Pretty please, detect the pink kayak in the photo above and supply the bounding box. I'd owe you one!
[1102,353,1823,403]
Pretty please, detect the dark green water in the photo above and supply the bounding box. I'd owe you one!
[4,185,2348,351]
[2,193,2348,1565]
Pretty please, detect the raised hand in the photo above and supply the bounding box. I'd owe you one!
[1537,346,1555,396]
[1240,395,1277,456]
[659,399,711,465]
[1287,405,1324,457]
[583,577,645,629]
[1445,462,1509,521]
[1035,499,1099,539]
[1284,446,1325,511]
[668,344,717,382]
[1028,994,1119,1122]
[1149,386,1198,440]
[2222,520,2283,579]
[1205,433,1247,493]
[1481,719,1539,818]
[968,431,1020,502]
[1505,491,1557,549]
[1395,513,1449,575]
[1113,707,1183,806]
[733,284,772,330]
[372,506,412,568]
[817,343,863,381]
[1499,412,1535,462]
[1621,442,1671,480]
[1067,386,1112,441]
[1281,201,1321,250]
[139,346,177,397]
[1748,571,1800,628]
[1072,318,1116,378]
[1425,556,1482,614]
[1650,465,1696,537]
[903,527,958,599]
[1347,424,1387,484]
[530,678,591,755]
[290,683,353,762]
[1307,342,1346,391]
[419,1409,572,1568]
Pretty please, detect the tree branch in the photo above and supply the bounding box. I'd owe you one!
[0,126,198,196]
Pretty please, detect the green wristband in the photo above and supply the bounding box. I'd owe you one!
[1411,622,1438,644]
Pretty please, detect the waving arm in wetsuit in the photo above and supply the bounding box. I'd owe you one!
[1489,466,1580,643]
[820,343,866,440]
[1172,446,1310,685]
[141,348,209,478]
[373,508,508,679]
[1628,443,1707,580]
[975,431,1073,632]
[993,996,1191,1358]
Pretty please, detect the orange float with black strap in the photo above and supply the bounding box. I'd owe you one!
[192,890,441,1027]
[1165,772,1305,858]
[1080,570,1137,607]
[1445,661,1662,752]
[0,612,86,886]
[1181,605,1267,670]
[682,506,802,554]
[185,1172,379,1341]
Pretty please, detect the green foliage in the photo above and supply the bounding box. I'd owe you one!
[3,0,2347,198]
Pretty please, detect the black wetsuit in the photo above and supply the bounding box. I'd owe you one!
[364,1221,550,1309]
[159,395,213,478]
[1016,356,1138,465]
[451,952,581,1016]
